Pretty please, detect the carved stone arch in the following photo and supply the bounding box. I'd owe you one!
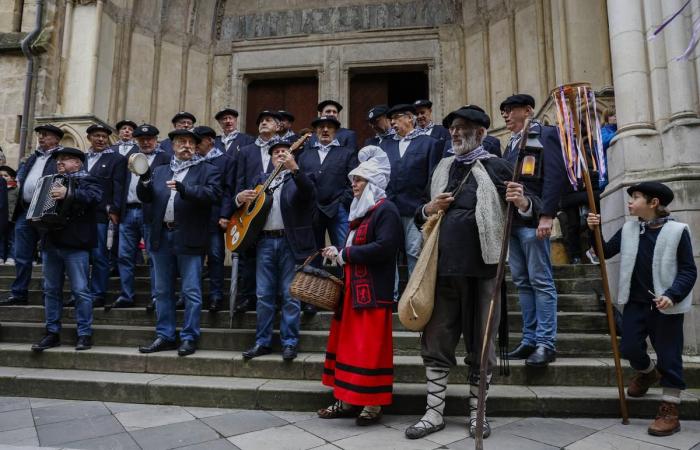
[56,124,87,150]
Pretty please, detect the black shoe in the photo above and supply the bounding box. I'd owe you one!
[92,297,105,308]
[64,295,76,308]
[177,340,196,356]
[282,345,298,361]
[75,335,92,351]
[525,345,556,367]
[209,297,222,313]
[138,337,177,353]
[145,297,156,313]
[176,298,185,310]
[234,297,255,314]
[242,344,272,359]
[505,343,536,360]
[31,333,61,352]
[302,302,317,316]
[111,296,134,309]
[109,268,120,277]
[0,295,28,306]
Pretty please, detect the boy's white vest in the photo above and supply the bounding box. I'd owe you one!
[618,220,693,314]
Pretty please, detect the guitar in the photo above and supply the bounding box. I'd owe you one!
[225,132,311,252]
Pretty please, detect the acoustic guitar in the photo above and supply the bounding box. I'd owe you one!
[225,132,311,252]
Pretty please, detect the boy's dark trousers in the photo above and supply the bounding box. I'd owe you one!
[620,301,686,390]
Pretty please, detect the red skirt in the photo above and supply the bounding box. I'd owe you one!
[321,265,394,406]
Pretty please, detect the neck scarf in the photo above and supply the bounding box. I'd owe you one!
[203,147,223,161]
[65,169,89,178]
[454,145,496,165]
[119,139,135,146]
[281,130,296,140]
[377,128,396,140]
[87,147,114,158]
[170,155,204,174]
[36,145,62,157]
[393,127,423,141]
[418,121,435,133]
[639,216,673,235]
[222,130,240,145]
[313,138,340,151]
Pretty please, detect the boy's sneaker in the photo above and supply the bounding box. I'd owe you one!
[628,369,662,397]
[648,401,681,436]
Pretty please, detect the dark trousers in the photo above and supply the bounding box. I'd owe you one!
[621,301,685,389]
[237,246,257,301]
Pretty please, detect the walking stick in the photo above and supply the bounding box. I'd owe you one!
[474,119,530,449]
[228,252,239,329]
[551,83,629,425]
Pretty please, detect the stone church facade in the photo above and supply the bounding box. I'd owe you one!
[0,0,698,352]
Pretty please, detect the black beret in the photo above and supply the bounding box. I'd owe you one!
[0,165,17,178]
[442,107,491,129]
[317,100,343,113]
[171,111,197,124]
[256,110,282,125]
[367,105,389,121]
[168,129,201,144]
[86,124,113,136]
[413,99,433,109]
[627,181,674,206]
[387,104,417,116]
[277,110,295,122]
[53,147,85,163]
[500,94,536,111]
[192,126,217,139]
[34,124,64,139]
[311,115,341,129]
[115,120,137,131]
[133,124,159,137]
[268,139,291,155]
[215,108,239,120]
[458,104,491,129]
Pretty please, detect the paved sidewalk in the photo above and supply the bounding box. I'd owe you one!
[0,397,699,449]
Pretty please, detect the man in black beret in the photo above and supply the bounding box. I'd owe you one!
[309,100,358,151]
[277,110,299,142]
[454,105,502,157]
[111,120,139,157]
[500,94,567,368]
[406,107,539,441]
[158,111,197,155]
[364,105,395,146]
[214,108,255,156]
[414,99,452,152]
[1,124,63,305]
[31,147,103,351]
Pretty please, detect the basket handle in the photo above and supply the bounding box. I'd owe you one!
[300,250,321,268]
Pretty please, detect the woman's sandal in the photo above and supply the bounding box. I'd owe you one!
[355,407,382,426]
[317,400,358,419]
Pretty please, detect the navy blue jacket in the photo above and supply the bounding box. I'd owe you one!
[137,161,221,254]
[87,151,126,223]
[13,151,58,221]
[45,174,103,250]
[120,150,171,219]
[298,144,358,219]
[503,122,567,220]
[0,177,7,237]
[216,132,256,157]
[252,170,317,262]
[109,141,139,158]
[380,134,442,217]
[425,124,452,153]
[205,152,236,231]
[236,142,274,194]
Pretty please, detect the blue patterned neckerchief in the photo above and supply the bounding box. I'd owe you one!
[222,130,240,146]
[35,145,62,157]
[203,147,223,161]
[376,128,396,141]
[280,130,296,141]
[255,136,276,147]
[639,216,673,235]
[313,138,340,152]
[393,127,423,141]
[170,155,204,174]
[454,146,496,165]
[119,139,135,145]
[65,169,89,178]
[87,147,114,158]
[418,121,435,135]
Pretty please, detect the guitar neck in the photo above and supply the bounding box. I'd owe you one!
[256,133,312,194]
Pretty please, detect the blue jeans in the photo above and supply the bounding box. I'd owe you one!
[89,222,110,298]
[10,214,40,298]
[42,246,93,336]
[509,226,558,350]
[151,228,203,342]
[314,204,349,249]
[255,236,300,347]
[0,221,14,260]
[117,207,154,300]
[206,231,225,300]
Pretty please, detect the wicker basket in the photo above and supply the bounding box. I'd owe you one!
[289,251,344,311]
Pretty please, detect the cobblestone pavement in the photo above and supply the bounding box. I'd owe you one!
[0,397,699,449]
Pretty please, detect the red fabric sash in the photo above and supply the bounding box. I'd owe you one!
[348,199,385,310]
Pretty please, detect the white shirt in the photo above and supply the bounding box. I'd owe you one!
[263,173,288,231]
[398,137,411,158]
[23,151,54,203]
[315,139,340,164]
[118,141,135,156]
[86,151,103,171]
[164,168,189,222]
[127,152,159,204]
[260,147,271,173]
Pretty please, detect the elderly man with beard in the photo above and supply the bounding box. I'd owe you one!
[405,106,540,441]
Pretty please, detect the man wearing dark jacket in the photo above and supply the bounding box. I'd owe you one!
[158,111,195,155]
[238,141,316,361]
[31,147,103,352]
[414,99,452,153]
[214,108,255,156]
[1,124,62,306]
[137,129,221,357]
[363,105,395,147]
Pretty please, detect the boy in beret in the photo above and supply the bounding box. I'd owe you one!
[588,182,697,437]
[31,148,103,352]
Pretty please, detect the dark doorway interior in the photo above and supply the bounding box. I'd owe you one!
[245,76,319,137]
[349,69,429,147]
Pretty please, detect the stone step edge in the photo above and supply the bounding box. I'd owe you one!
[0,365,697,418]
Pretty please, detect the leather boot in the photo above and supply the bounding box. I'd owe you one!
[648,401,680,436]
[627,369,661,397]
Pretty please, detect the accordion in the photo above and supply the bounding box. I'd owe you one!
[26,174,75,229]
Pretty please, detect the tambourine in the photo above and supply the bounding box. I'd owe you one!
[127,153,149,175]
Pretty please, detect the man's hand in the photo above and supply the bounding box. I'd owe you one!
[50,185,67,200]
[586,213,601,230]
[505,182,530,211]
[280,150,299,172]
[218,218,229,230]
[537,215,553,240]
[109,212,120,225]
[654,295,673,310]
[425,193,454,216]
[236,190,257,205]
[166,180,177,191]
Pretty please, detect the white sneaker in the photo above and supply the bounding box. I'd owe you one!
[4,258,15,266]
[585,249,599,265]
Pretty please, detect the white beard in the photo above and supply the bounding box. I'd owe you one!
[451,131,481,155]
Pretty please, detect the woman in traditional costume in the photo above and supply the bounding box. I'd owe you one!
[318,145,403,426]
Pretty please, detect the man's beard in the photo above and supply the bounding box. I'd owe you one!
[451,129,481,155]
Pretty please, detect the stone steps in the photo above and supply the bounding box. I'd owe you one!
[0,343,696,388]
[0,365,696,418]
[0,306,610,334]
[0,322,618,356]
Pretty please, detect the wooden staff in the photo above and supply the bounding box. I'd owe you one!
[474,118,530,449]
